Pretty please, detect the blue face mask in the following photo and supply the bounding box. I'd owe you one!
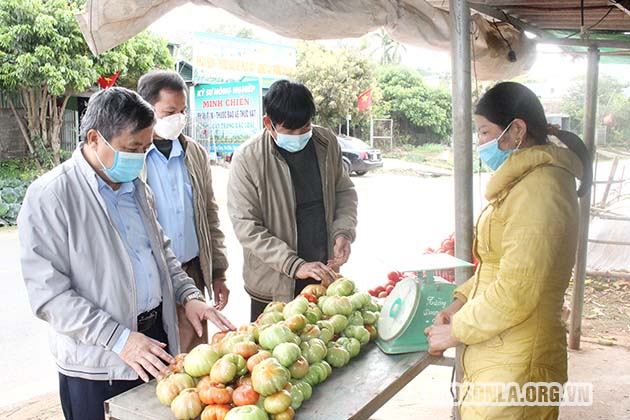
[271,122,312,153]
[94,131,146,183]
[477,120,517,171]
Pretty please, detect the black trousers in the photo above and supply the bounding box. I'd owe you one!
[250,278,319,322]
[58,313,169,420]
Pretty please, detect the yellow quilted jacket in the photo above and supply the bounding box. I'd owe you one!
[451,144,583,420]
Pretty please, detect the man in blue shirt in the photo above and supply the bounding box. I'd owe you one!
[139,70,230,351]
[18,87,235,420]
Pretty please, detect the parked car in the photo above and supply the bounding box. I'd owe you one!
[336,135,383,176]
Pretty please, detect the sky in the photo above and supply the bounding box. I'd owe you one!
[148,3,630,95]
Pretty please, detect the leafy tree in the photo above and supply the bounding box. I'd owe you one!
[293,42,376,131]
[561,74,630,145]
[372,28,406,65]
[0,0,173,166]
[375,65,452,144]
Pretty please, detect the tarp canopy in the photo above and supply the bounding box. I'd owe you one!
[76,0,536,80]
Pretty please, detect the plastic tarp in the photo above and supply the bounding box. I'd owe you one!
[76,0,536,80]
[587,199,630,277]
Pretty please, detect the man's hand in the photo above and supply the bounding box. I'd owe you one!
[119,332,175,382]
[184,299,236,338]
[330,235,351,269]
[433,298,465,326]
[424,324,460,356]
[296,261,337,287]
[212,278,230,310]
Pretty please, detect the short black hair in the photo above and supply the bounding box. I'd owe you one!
[263,80,316,130]
[79,87,155,141]
[137,70,187,105]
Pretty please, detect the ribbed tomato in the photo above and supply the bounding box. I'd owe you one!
[232,384,260,406]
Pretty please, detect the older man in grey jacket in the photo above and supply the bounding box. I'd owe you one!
[18,87,234,420]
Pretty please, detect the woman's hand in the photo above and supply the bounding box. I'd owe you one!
[433,298,465,326]
[424,324,460,356]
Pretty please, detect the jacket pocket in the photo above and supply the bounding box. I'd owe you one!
[483,334,505,348]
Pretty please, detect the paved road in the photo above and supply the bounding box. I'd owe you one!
[0,165,485,409]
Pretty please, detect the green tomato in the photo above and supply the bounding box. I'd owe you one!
[259,324,296,351]
[317,295,328,311]
[325,345,350,368]
[183,344,221,377]
[300,338,327,364]
[319,328,334,344]
[290,386,304,410]
[264,302,286,313]
[302,368,320,386]
[322,296,353,316]
[319,360,332,377]
[272,342,301,367]
[258,311,285,326]
[328,314,349,334]
[344,337,361,358]
[361,310,378,325]
[343,325,370,346]
[293,381,312,401]
[349,292,372,310]
[309,363,328,383]
[366,300,380,312]
[222,353,248,377]
[304,306,322,324]
[225,405,269,420]
[283,296,309,319]
[347,311,364,326]
[326,278,356,296]
[299,324,321,342]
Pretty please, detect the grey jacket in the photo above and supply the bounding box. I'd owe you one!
[17,146,198,381]
[227,126,358,302]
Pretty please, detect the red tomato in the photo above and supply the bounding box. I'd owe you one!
[387,271,399,282]
[441,238,455,251]
[385,285,394,294]
[368,289,376,296]
[232,385,259,406]
[374,286,385,294]
[386,280,397,288]
[378,291,388,298]
[300,293,318,304]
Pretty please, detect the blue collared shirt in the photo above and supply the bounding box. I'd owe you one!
[97,178,162,315]
[146,139,199,264]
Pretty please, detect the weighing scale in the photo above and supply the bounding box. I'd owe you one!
[376,253,473,354]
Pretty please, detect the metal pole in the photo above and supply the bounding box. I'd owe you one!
[370,116,374,148]
[450,0,474,285]
[449,1,473,419]
[569,46,599,350]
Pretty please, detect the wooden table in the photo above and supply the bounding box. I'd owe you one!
[105,344,452,420]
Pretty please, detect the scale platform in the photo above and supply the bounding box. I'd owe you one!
[376,253,473,354]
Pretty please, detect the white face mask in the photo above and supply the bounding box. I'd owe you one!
[154,113,186,140]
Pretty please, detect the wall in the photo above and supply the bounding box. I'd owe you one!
[0,108,27,160]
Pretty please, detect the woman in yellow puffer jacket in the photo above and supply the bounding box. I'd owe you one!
[425,82,592,420]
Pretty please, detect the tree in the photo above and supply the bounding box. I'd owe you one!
[0,0,173,166]
[561,74,630,145]
[372,28,406,66]
[293,42,376,131]
[375,65,452,144]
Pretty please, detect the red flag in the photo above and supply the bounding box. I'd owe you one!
[97,70,121,89]
[358,88,373,112]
